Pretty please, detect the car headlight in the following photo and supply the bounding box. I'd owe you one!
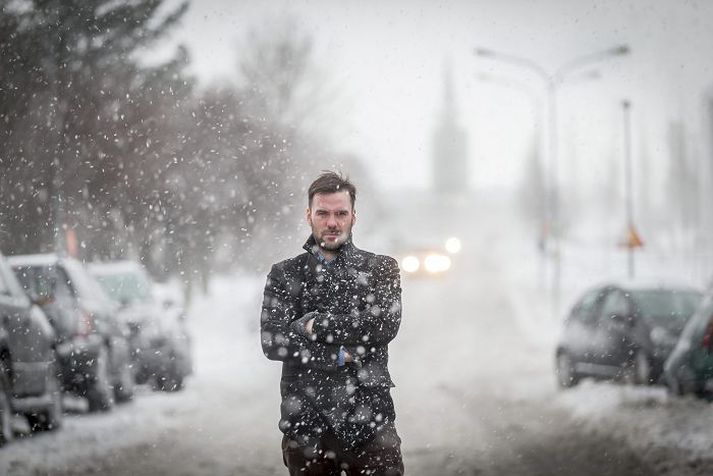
[445,237,462,254]
[424,254,451,273]
[401,255,420,273]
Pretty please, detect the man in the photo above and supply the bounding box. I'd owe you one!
[261,171,404,475]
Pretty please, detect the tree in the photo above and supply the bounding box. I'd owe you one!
[231,19,342,266]
[0,0,189,257]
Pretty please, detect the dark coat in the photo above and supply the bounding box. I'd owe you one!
[261,236,402,449]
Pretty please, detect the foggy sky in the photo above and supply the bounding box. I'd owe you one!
[151,0,713,193]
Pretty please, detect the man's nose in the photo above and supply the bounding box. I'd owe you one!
[326,214,338,227]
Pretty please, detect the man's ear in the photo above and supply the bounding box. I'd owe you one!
[305,207,312,226]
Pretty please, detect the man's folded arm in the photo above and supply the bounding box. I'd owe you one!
[309,256,402,347]
[260,265,341,369]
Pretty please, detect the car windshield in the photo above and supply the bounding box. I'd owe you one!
[631,289,703,333]
[62,260,112,303]
[94,272,153,304]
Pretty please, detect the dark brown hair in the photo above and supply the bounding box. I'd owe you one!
[308,171,357,208]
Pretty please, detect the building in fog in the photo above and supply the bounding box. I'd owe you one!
[432,61,469,195]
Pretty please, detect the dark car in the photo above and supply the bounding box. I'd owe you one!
[89,260,192,391]
[555,282,703,388]
[8,254,135,411]
[664,293,713,398]
[0,252,63,445]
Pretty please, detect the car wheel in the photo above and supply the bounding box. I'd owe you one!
[556,352,579,388]
[0,360,14,446]
[156,356,184,392]
[26,369,63,432]
[113,360,135,403]
[86,345,114,412]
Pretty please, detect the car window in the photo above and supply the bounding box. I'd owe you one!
[63,260,110,302]
[630,289,702,333]
[14,265,58,298]
[570,289,603,324]
[94,271,153,304]
[600,290,630,322]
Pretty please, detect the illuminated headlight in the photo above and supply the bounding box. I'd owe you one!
[445,237,462,254]
[401,255,420,273]
[424,254,451,273]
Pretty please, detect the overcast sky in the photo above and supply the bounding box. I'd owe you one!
[154,0,713,193]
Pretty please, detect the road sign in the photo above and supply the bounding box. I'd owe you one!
[621,225,644,249]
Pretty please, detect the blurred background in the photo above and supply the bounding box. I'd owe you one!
[4,0,713,286]
[3,1,713,475]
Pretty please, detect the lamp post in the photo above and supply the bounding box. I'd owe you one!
[622,99,635,279]
[474,45,629,315]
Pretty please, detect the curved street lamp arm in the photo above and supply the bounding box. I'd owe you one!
[474,47,551,85]
[554,45,630,83]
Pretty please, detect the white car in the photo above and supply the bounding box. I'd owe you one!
[89,261,192,392]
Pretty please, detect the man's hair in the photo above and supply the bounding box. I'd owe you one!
[308,171,357,208]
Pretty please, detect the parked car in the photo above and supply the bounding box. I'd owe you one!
[0,252,63,444]
[89,261,192,392]
[555,282,703,388]
[9,254,134,411]
[664,292,713,398]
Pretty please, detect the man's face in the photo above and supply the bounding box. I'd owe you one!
[306,191,356,251]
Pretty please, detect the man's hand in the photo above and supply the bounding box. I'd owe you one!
[290,311,318,339]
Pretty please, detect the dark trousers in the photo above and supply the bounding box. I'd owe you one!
[281,424,404,475]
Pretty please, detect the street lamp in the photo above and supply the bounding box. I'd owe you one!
[622,99,635,278]
[474,44,630,315]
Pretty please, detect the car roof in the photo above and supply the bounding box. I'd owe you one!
[88,260,146,276]
[600,279,702,294]
[6,253,61,267]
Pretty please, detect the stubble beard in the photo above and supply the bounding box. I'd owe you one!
[313,225,352,252]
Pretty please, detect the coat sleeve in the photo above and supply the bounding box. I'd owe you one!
[310,256,402,347]
[260,263,341,370]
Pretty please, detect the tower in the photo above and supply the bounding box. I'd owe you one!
[432,60,468,195]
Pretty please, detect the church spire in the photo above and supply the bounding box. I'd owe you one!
[432,58,469,195]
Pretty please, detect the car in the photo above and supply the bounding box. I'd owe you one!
[0,252,63,444]
[9,254,135,411]
[555,281,703,388]
[664,292,713,398]
[89,260,192,392]
[395,237,461,278]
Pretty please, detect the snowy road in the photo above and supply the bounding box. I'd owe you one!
[3,200,713,475]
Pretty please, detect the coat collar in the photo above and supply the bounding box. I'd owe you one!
[303,234,359,263]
